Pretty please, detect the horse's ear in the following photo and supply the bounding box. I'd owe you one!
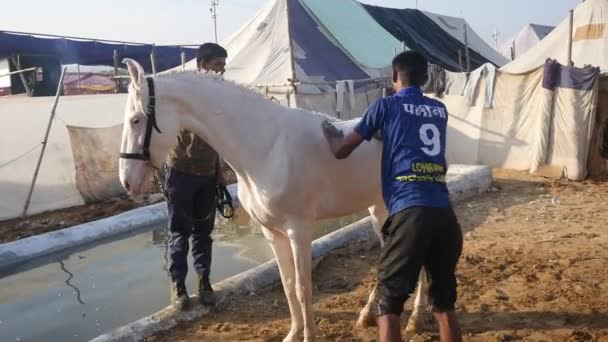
[123,58,145,87]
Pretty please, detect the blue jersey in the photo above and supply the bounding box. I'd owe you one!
[355,86,450,216]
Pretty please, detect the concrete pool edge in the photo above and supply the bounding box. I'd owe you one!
[0,203,168,272]
[0,185,242,273]
[89,165,492,342]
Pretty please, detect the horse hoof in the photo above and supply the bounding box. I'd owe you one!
[356,311,377,328]
[282,328,303,342]
[405,318,422,335]
[405,311,433,335]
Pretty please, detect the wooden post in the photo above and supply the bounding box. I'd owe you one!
[22,67,68,217]
[77,64,81,94]
[463,24,471,72]
[181,50,186,71]
[511,41,516,60]
[458,49,464,72]
[285,0,298,107]
[113,49,119,92]
[567,9,574,67]
[150,45,157,76]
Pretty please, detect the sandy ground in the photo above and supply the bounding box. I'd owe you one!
[148,170,608,342]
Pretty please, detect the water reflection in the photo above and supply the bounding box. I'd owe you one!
[0,213,366,342]
[151,228,171,274]
[58,260,85,305]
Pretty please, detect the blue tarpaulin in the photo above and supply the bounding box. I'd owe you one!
[0,31,197,72]
[362,6,493,71]
[288,0,369,82]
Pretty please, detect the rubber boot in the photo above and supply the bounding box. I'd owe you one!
[171,281,190,311]
[198,275,217,306]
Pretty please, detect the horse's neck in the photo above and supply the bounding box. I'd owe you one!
[160,74,288,175]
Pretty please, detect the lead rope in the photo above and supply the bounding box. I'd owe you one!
[216,184,234,219]
[154,166,233,272]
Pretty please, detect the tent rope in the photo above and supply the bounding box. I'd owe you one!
[600,119,608,159]
[0,143,42,169]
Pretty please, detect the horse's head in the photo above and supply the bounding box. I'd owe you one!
[119,59,180,196]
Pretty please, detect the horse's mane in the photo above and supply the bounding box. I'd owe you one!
[157,70,280,105]
[310,110,341,122]
[156,69,342,122]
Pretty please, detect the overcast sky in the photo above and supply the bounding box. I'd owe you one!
[0,0,578,48]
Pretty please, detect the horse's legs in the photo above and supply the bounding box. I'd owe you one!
[357,204,388,328]
[405,269,431,334]
[261,227,304,342]
[368,203,386,246]
[286,223,316,342]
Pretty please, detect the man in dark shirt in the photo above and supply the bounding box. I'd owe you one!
[165,43,227,311]
[322,51,462,342]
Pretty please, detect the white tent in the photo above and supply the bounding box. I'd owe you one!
[500,24,554,61]
[502,0,608,73]
[177,0,506,118]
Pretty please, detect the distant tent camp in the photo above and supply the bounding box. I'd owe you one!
[500,24,554,61]
[362,5,506,71]
[6,0,607,222]
[0,31,196,73]
[440,0,608,181]
[176,0,506,118]
[502,0,608,73]
[0,32,196,219]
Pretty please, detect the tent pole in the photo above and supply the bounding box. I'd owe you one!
[284,0,298,107]
[511,41,516,60]
[0,67,36,78]
[113,49,119,92]
[77,64,81,94]
[10,55,32,96]
[458,49,464,72]
[150,45,158,76]
[181,50,186,71]
[567,9,574,67]
[211,0,220,44]
[22,67,68,217]
[463,24,471,72]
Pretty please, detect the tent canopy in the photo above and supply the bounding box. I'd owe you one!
[0,31,197,72]
[178,0,507,91]
[500,24,554,60]
[502,0,608,73]
[362,6,499,71]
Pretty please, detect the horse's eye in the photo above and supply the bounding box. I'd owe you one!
[132,118,140,125]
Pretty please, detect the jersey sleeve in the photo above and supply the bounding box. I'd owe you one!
[354,98,388,141]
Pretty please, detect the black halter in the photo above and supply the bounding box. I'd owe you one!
[119,77,162,161]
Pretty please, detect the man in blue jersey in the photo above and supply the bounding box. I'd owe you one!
[321,51,462,342]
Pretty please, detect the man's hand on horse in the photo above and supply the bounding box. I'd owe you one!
[321,120,365,160]
[322,120,343,139]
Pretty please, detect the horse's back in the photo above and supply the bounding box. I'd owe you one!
[273,111,383,219]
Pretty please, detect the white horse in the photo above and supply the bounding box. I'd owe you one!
[118,59,429,341]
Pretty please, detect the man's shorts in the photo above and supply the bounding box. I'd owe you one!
[374,206,463,317]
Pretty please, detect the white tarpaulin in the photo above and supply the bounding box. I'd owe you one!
[500,24,554,61]
[422,11,509,67]
[0,94,126,220]
[437,61,600,180]
[502,0,608,73]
